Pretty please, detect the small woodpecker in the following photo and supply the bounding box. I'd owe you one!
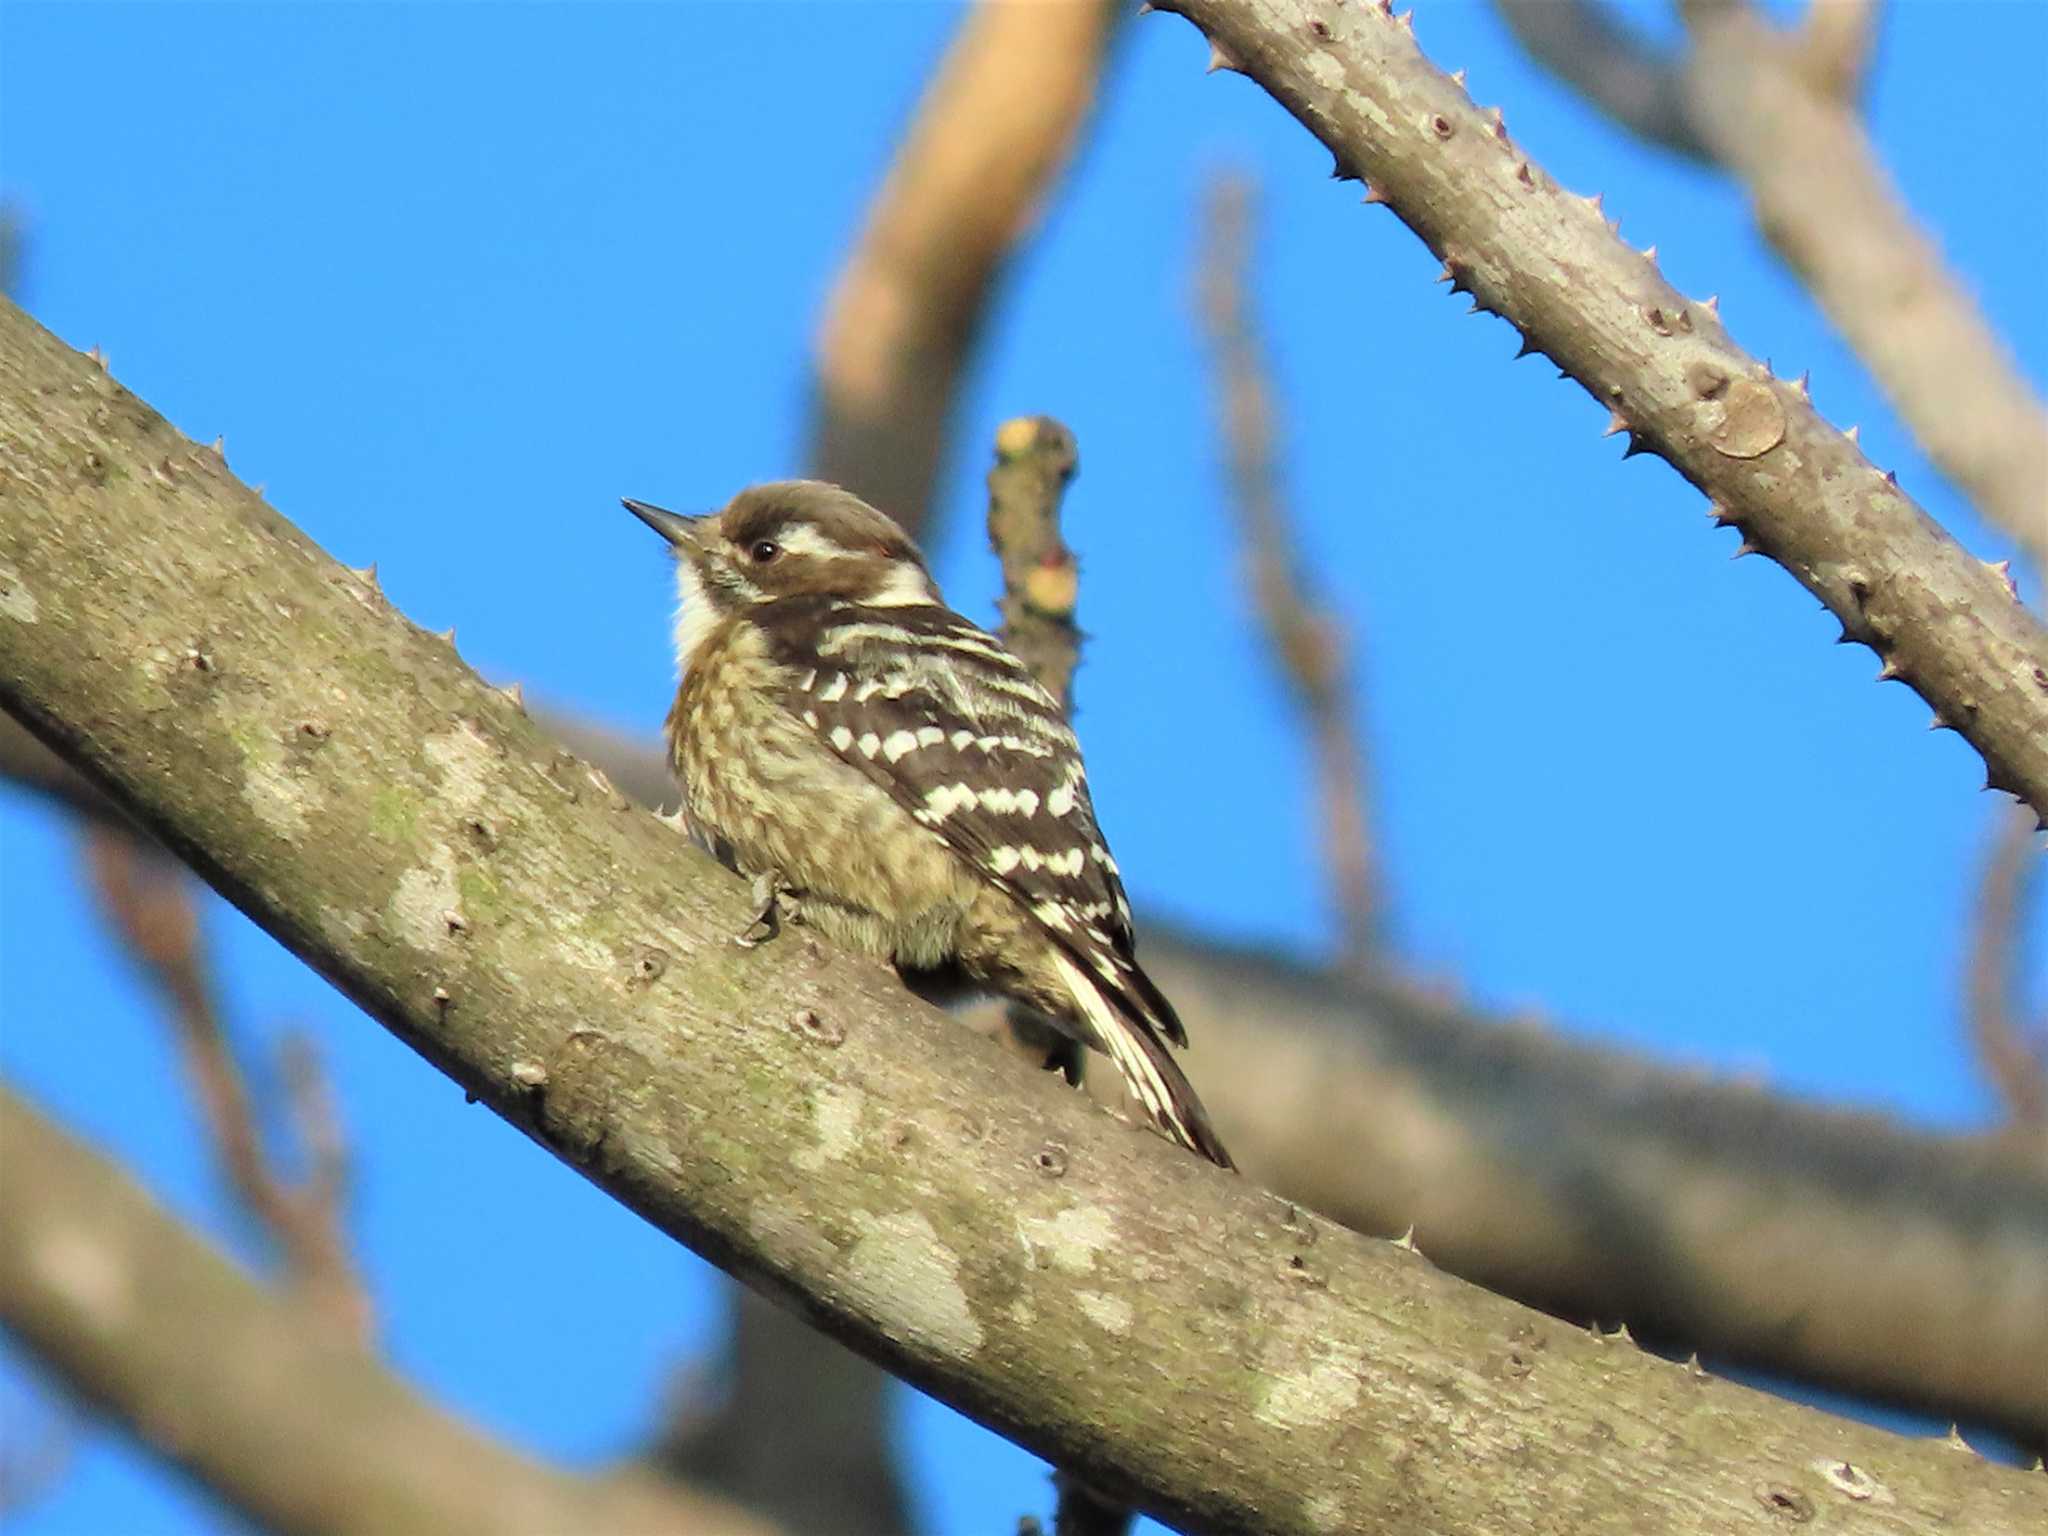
[626,480,1233,1168]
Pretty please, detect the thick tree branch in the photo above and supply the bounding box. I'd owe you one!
[0,1087,780,1536]
[7,308,2044,1533]
[7,646,2047,1440]
[1151,0,2048,827]
[811,0,1123,540]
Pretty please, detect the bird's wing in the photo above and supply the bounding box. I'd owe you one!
[760,600,1187,1049]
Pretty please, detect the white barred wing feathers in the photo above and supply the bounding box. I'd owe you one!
[759,598,1186,1049]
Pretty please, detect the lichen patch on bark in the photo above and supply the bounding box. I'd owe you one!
[1016,1202,1116,1276]
[1075,1289,1134,1335]
[793,1083,867,1171]
[1255,1351,1364,1432]
[389,845,463,950]
[841,1210,983,1358]
[423,720,497,815]
[0,562,38,623]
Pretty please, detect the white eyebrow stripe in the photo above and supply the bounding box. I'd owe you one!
[772,524,851,560]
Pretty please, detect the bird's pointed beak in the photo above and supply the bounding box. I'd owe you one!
[621,497,710,550]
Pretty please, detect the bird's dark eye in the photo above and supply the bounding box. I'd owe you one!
[748,539,780,564]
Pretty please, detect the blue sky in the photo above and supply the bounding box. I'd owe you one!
[3,3,2044,1532]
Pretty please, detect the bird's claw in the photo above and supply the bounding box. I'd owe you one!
[734,873,800,947]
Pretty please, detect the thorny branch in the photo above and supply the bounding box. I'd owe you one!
[1499,0,2046,568]
[82,829,371,1340]
[9,677,2048,1440]
[1196,172,1378,965]
[1150,0,2048,826]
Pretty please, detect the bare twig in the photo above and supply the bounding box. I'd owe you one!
[1967,802,2047,1136]
[1152,0,2048,825]
[980,422,1089,1118]
[280,1031,352,1217]
[81,830,370,1341]
[986,414,1084,707]
[812,0,1124,540]
[1197,172,1378,963]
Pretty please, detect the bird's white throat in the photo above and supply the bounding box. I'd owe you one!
[672,560,723,674]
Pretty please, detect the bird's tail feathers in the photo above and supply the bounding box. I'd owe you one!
[1049,951,1235,1170]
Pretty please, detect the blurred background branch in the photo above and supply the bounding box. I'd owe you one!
[811,0,1125,544]
[0,1088,781,1536]
[1196,171,1379,967]
[82,830,370,1342]
[1968,804,2047,1149]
